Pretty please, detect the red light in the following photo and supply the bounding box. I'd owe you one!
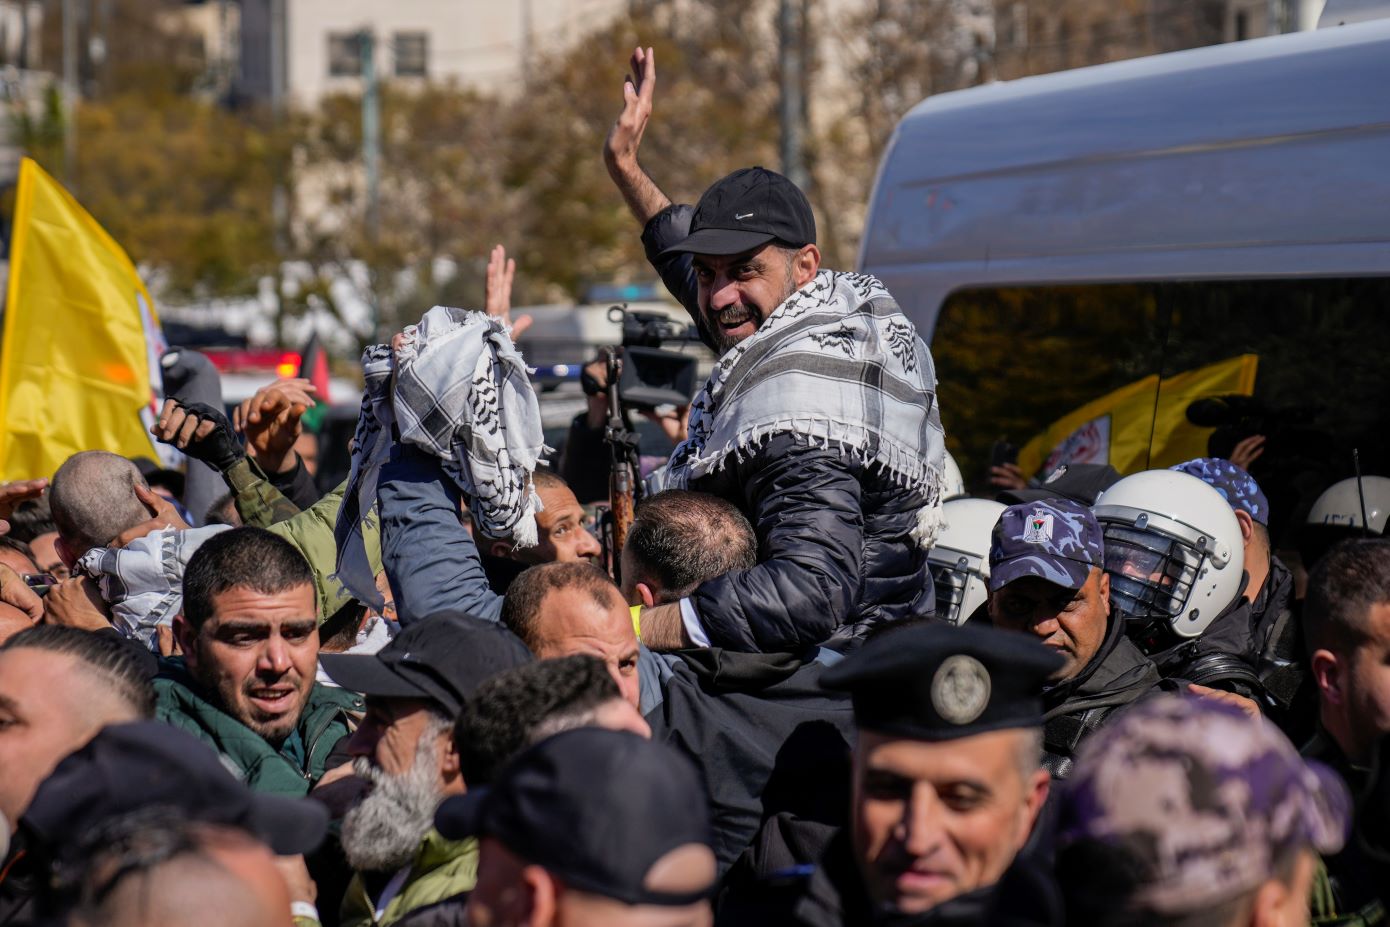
[276,353,301,379]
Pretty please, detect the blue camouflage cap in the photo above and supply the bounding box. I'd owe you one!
[1057,695,1349,915]
[1171,457,1270,526]
[988,499,1104,593]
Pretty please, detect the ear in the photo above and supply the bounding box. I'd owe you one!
[1248,874,1294,927]
[520,865,557,927]
[485,539,513,560]
[173,614,198,669]
[1097,571,1111,617]
[1235,509,1255,546]
[1311,648,1344,705]
[792,244,821,287]
[55,536,77,570]
[636,582,657,608]
[438,725,462,780]
[1021,769,1050,842]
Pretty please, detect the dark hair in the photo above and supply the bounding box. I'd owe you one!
[1303,538,1390,655]
[500,561,621,651]
[531,468,569,493]
[7,497,56,543]
[626,490,757,600]
[319,599,369,652]
[0,536,38,572]
[454,654,621,786]
[2,625,155,718]
[181,528,315,632]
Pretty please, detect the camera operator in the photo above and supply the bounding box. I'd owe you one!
[559,348,691,506]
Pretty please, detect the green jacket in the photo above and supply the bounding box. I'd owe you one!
[339,830,478,927]
[225,459,383,619]
[154,658,363,797]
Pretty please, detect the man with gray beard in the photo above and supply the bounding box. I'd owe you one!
[319,614,533,927]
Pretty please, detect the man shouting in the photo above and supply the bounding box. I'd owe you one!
[605,46,948,654]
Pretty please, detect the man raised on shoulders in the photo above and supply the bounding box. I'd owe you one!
[603,47,948,655]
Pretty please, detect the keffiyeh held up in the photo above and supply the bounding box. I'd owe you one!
[334,307,546,609]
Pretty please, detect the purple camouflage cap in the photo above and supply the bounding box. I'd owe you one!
[1058,695,1350,915]
[1171,457,1270,526]
[988,499,1105,593]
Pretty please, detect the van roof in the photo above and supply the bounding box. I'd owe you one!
[886,20,1390,180]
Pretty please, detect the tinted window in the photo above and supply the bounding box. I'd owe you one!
[932,278,1390,544]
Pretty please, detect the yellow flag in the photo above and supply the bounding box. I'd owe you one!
[1017,354,1260,478]
[0,158,165,480]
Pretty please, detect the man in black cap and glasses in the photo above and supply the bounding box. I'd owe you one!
[436,727,717,927]
[318,614,533,927]
[603,48,948,657]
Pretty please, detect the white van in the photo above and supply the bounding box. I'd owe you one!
[858,20,1390,542]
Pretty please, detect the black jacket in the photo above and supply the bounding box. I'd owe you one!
[1138,593,1266,700]
[716,830,1063,927]
[644,206,934,652]
[651,649,855,875]
[1040,615,1162,779]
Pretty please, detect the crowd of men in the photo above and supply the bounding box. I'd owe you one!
[0,45,1387,927]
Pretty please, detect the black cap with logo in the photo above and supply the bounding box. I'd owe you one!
[435,728,715,907]
[660,166,816,257]
[320,612,533,718]
[23,721,329,858]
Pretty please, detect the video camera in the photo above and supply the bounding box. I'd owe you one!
[606,306,702,410]
[1185,394,1327,462]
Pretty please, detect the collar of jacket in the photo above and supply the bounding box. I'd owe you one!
[154,657,363,793]
[672,648,812,691]
[342,831,478,927]
[1043,610,1159,719]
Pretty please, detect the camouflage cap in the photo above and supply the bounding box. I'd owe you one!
[1057,695,1350,915]
[988,499,1104,593]
[1171,457,1270,526]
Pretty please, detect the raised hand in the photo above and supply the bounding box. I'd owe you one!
[234,378,318,474]
[603,46,672,223]
[484,244,532,339]
[152,399,243,472]
[0,479,48,537]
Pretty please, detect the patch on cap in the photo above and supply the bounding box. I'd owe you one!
[1022,511,1054,544]
[931,654,992,725]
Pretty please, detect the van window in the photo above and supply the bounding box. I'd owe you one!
[931,278,1390,544]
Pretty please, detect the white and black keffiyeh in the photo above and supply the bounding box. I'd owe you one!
[665,270,947,545]
[334,307,546,608]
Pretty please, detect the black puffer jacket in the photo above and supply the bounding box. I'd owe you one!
[643,205,934,653]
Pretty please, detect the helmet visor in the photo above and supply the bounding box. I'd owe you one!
[930,563,969,625]
[1102,525,1200,623]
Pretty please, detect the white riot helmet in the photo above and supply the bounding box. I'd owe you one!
[1306,476,1390,533]
[941,450,966,501]
[1093,470,1245,640]
[928,498,1006,625]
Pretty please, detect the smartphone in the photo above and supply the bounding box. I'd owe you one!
[990,439,1019,469]
[22,572,57,597]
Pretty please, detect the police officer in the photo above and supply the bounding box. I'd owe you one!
[985,500,1163,778]
[720,621,1062,925]
[1093,470,1265,698]
[1171,458,1305,719]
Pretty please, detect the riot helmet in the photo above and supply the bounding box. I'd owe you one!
[1301,476,1390,569]
[928,498,1005,625]
[1093,470,1244,642]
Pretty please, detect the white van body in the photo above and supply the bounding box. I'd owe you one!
[858,19,1390,340]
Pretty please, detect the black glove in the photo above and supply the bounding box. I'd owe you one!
[166,401,245,472]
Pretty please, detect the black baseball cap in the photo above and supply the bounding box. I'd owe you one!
[435,728,715,906]
[319,612,533,718]
[22,721,328,858]
[822,622,1063,741]
[660,166,816,257]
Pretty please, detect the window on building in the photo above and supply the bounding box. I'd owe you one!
[328,33,362,77]
[394,32,428,77]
